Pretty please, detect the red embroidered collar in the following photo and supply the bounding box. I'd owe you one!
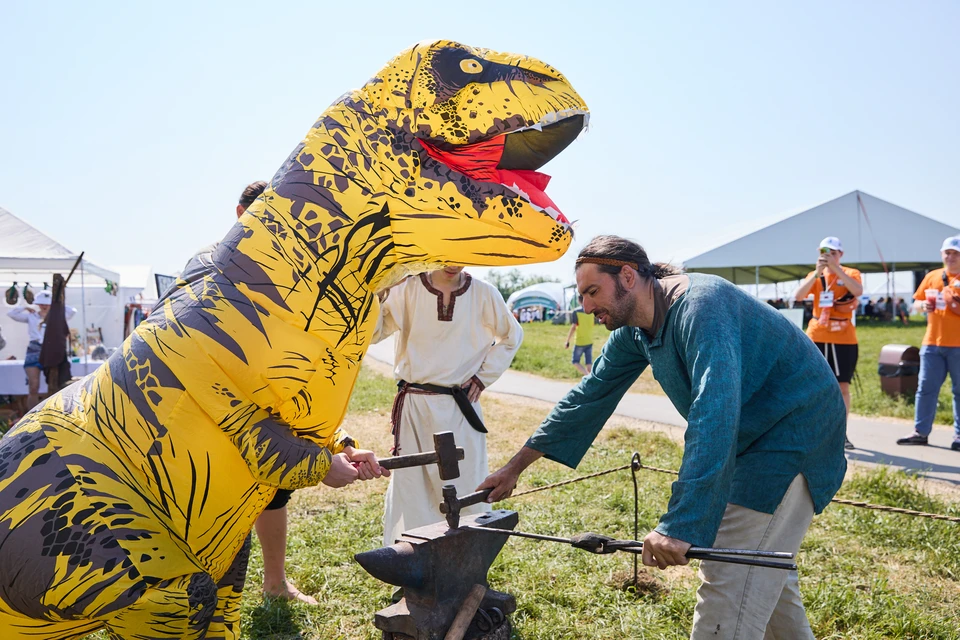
[419,272,472,321]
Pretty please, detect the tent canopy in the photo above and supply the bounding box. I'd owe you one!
[0,206,119,283]
[682,191,958,284]
[506,282,568,311]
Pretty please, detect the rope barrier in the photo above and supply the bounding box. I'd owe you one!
[505,453,960,524]
[829,498,960,523]
[510,463,634,498]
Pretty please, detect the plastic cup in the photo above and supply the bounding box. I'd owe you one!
[926,289,939,306]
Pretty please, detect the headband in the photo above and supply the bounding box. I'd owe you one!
[575,256,641,271]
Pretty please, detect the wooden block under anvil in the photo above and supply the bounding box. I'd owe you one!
[354,510,519,640]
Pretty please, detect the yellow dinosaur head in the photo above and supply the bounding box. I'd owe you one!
[265,39,589,292]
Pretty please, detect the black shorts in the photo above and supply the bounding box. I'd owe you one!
[265,488,294,511]
[814,342,858,383]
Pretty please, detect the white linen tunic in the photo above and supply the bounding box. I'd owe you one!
[373,273,522,545]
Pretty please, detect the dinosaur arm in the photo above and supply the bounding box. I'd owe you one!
[330,428,358,454]
[234,414,349,489]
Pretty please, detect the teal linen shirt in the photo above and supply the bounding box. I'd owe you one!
[527,273,847,548]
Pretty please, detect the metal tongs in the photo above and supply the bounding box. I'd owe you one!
[463,527,797,570]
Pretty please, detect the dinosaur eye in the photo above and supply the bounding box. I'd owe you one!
[460,59,483,74]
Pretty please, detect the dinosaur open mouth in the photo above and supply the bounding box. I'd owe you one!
[418,113,587,225]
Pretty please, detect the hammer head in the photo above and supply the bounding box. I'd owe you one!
[433,431,461,481]
[441,484,461,529]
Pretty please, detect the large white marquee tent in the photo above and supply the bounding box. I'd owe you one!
[682,191,958,291]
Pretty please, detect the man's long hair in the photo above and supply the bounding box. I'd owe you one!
[577,235,683,279]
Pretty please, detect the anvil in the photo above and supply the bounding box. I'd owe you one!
[355,510,518,640]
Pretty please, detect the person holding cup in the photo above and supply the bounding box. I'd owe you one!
[896,236,960,450]
[794,236,863,450]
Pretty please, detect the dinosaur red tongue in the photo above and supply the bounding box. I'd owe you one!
[418,138,568,223]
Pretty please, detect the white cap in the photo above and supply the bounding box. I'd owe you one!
[819,236,843,252]
[941,236,960,253]
[34,290,52,305]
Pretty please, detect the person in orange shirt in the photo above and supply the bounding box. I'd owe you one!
[896,236,960,451]
[795,236,863,450]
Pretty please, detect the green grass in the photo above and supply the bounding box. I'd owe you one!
[233,374,960,639]
[78,368,960,639]
[510,320,613,380]
[511,320,956,425]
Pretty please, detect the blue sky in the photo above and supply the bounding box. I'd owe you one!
[2,1,957,285]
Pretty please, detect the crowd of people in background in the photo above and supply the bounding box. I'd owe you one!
[767,295,913,325]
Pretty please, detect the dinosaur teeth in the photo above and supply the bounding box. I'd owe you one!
[510,109,589,136]
[526,199,565,225]
[501,181,569,227]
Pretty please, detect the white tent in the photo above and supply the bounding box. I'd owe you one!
[113,264,158,304]
[683,191,959,285]
[506,282,569,312]
[0,207,118,282]
[0,206,121,361]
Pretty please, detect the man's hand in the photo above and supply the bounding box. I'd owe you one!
[321,452,360,488]
[342,446,390,480]
[564,340,570,350]
[641,531,691,570]
[477,465,521,502]
[477,446,544,503]
[461,378,483,403]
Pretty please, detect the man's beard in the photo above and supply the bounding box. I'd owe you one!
[601,277,637,330]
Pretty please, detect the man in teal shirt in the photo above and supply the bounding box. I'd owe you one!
[480,235,846,639]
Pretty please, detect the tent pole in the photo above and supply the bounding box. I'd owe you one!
[80,261,88,368]
[891,262,896,300]
[755,266,760,298]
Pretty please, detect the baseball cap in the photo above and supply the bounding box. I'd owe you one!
[34,290,52,305]
[941,236,960,253]
[819,237,843,252]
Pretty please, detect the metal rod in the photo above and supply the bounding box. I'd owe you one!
[462,526,797,570]
[631,453,640,588]
[612,547,797,571]
[607,540,795,559]
[463,526,569,544]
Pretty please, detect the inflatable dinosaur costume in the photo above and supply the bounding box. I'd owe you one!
[0,40,587,639]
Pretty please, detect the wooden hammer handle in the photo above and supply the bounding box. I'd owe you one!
[444,584,487,640]
[456,488,493,508]
[378,447,464,470]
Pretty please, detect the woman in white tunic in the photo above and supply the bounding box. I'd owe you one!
[374,267,522,545]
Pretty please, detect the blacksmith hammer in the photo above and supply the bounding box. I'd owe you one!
[440,485,492,529]
[377,431,465,480]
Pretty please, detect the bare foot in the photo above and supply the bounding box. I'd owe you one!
[263,580,319,605]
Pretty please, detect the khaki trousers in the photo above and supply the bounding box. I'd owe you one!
[690,474,816,640]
